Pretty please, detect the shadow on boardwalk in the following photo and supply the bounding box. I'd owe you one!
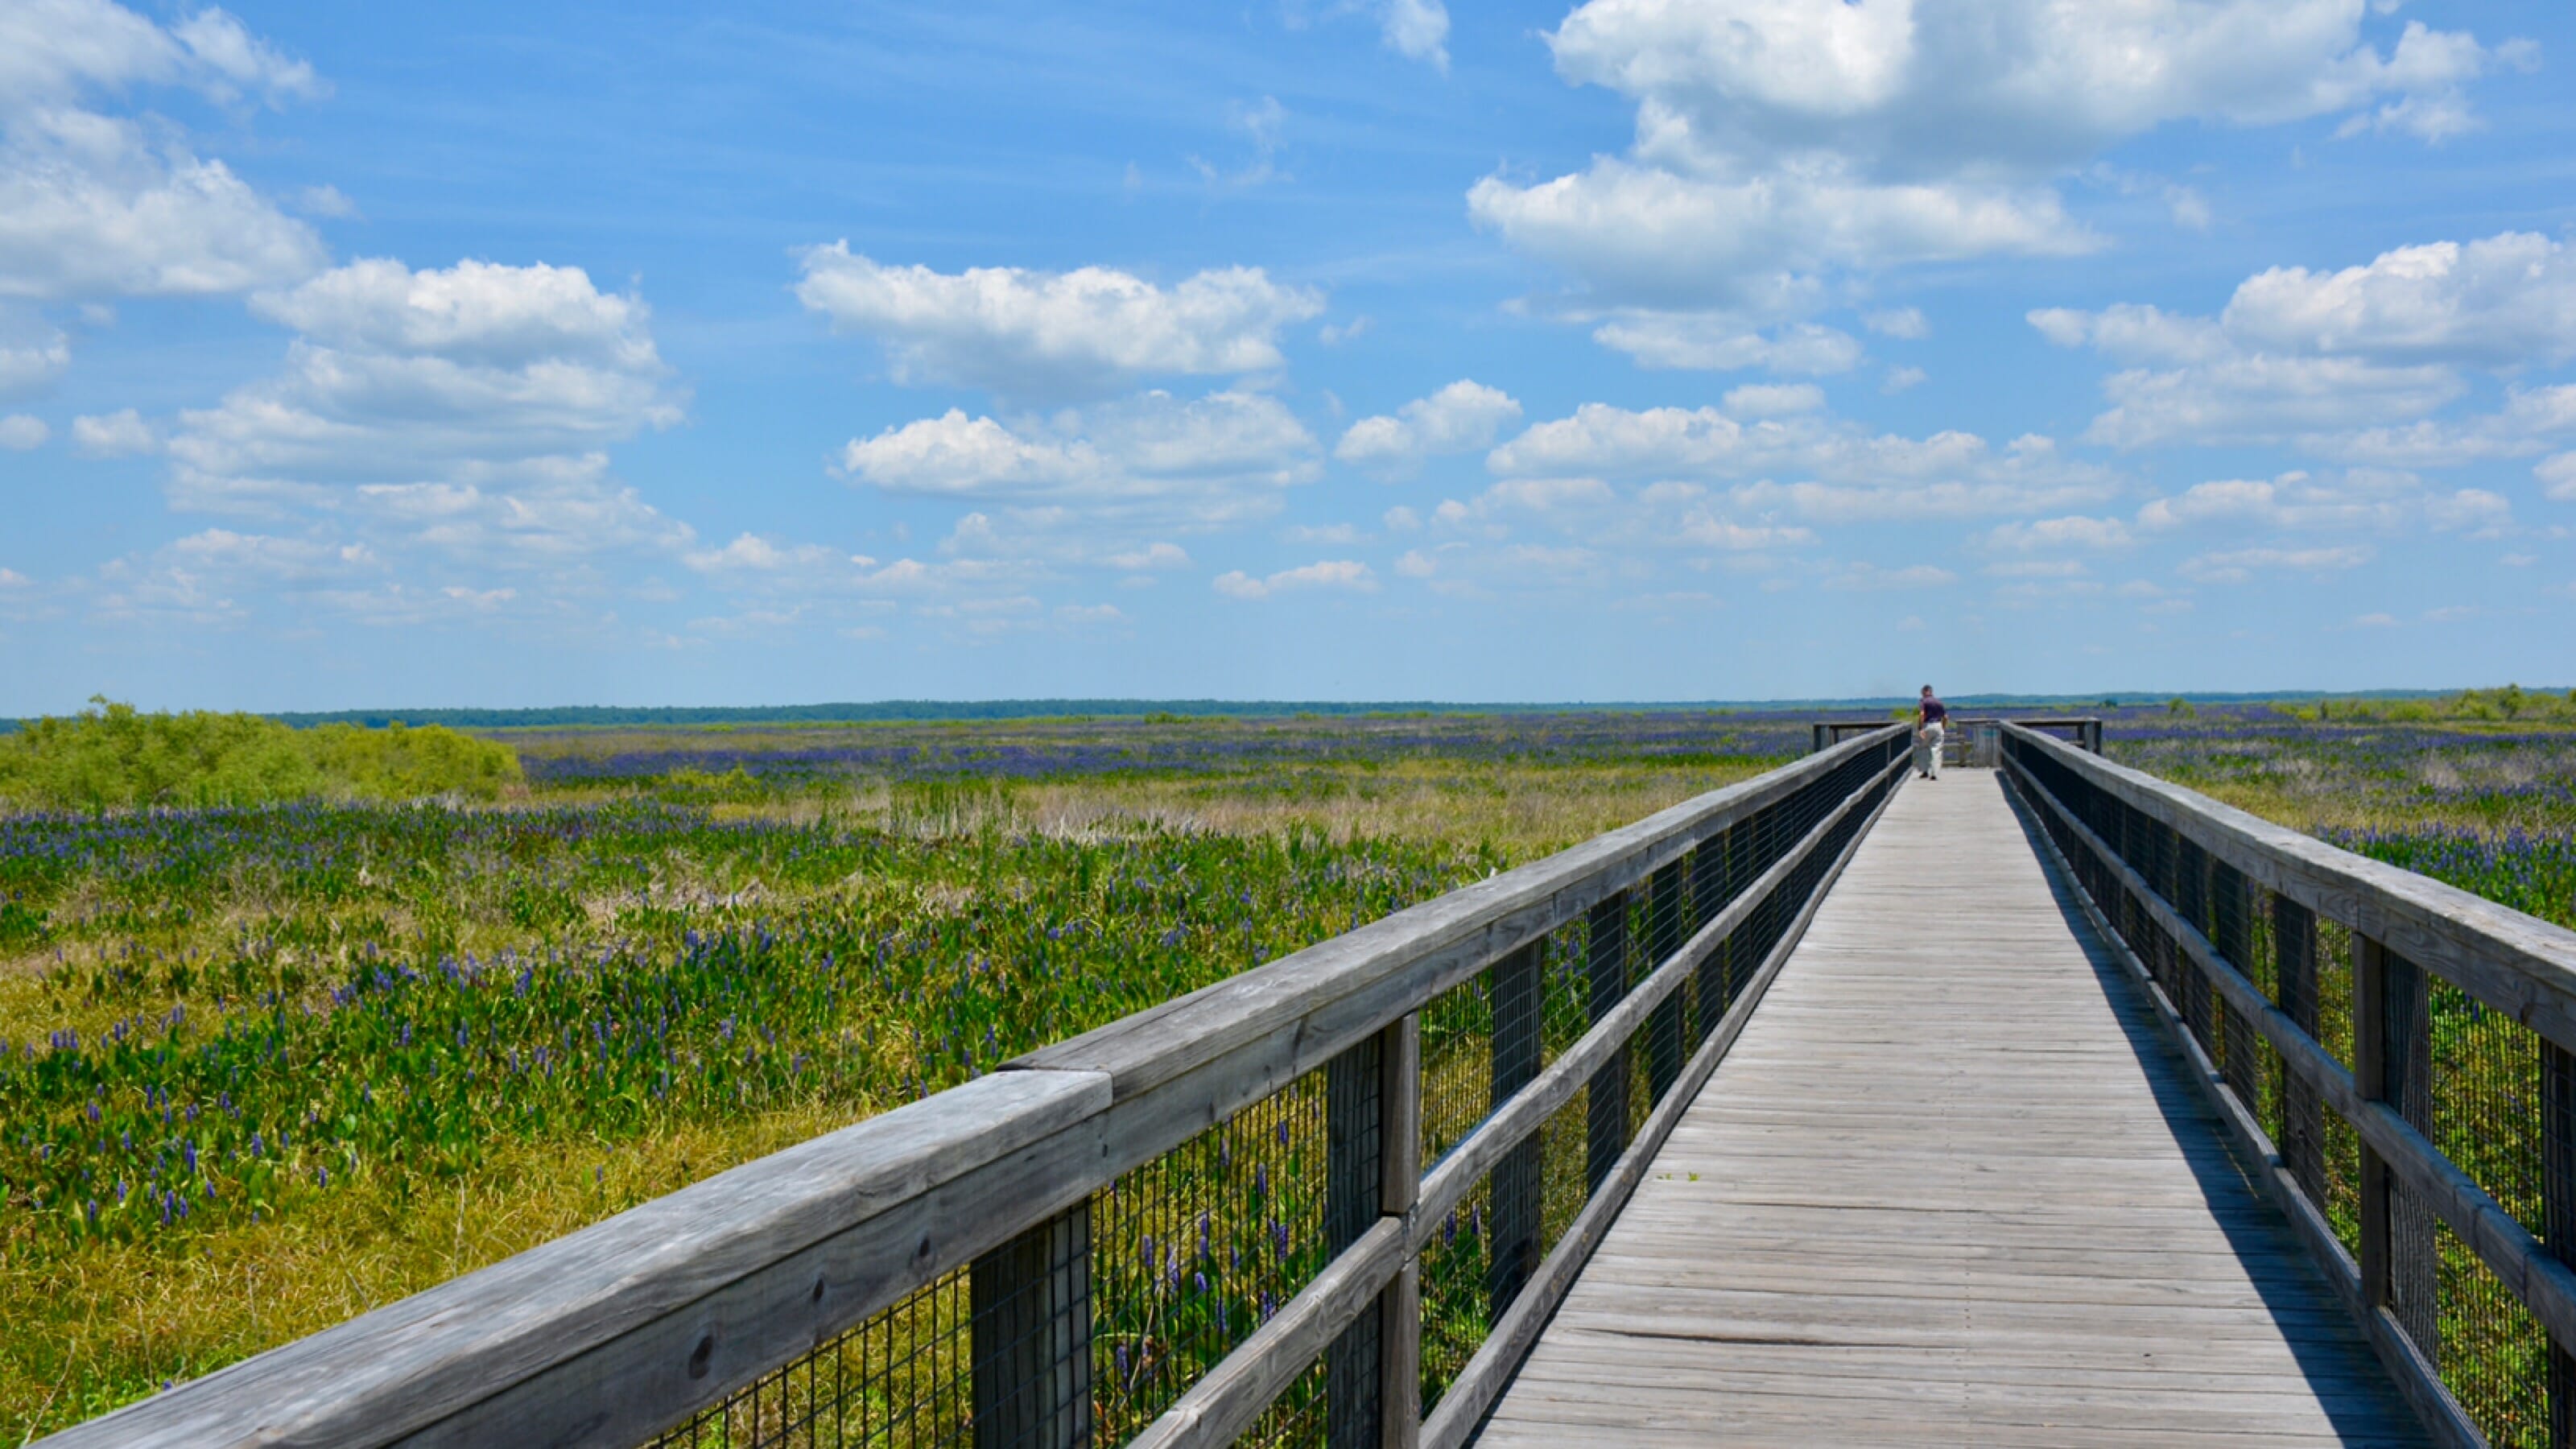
[2001,774,2413,1445]
[1477,772,2426,1447]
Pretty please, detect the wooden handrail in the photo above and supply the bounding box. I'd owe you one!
[2002,723,2576,1049]
[45,728,1909,1449]
[2001,721,2576,1447]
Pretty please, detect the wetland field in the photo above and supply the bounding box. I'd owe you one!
[2,700,2572,1439]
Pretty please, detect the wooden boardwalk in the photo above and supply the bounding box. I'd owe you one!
[1478,771,2427,1447]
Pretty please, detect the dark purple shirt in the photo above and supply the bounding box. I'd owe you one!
[1920,697,1947,724]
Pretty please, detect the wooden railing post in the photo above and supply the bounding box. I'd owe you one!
[971,1205,1093,1449]
[1325,1029,1387,1448]
[1647,862,1685,1100]
[1584,893,1631,1193]
[1486,941,1544,1322]
[1319,1012,1421,1449]
[2356,935,2439,1362]
[2213,861,2258,1109]
[2176,832,2214,1053]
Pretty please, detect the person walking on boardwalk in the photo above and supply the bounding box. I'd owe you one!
[1915,685,1948,780]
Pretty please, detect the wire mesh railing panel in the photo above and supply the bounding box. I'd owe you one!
[2006,729,2576,1449]
[1093,1069,1335,1441]
[1418,971,1496,1170]
[1539,919,1594,1067]
[2429,977,2555,1445]
[2311,915,2365,1256]
[630,739,1907,1449]
[1414,1084,1592,1418]
[2434,978,2547,1241]
[1415,1167,1493,1413]
[2441,1216,2553,1448]
[643,1269,972,1449]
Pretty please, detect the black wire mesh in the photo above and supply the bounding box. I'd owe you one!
[2007,732,2576,1449]
[642,1269,972,1449]
[641,739,1902,1449]
[1414,1084,1591,1417]
[1410,738,1897,1425]
[2432,976,2553,1444]
[1094,1067,1340,1440]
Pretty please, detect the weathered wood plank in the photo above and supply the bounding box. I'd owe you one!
[2009,771,2480,1448]
[2012,750,2576,1363]
[1417,760,1898,1449]
[1481,774,2429,1447]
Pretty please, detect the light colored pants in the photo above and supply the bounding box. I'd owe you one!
[1916,721,1944,778]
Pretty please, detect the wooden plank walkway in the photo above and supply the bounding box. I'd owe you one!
[1478,771,2427,1447]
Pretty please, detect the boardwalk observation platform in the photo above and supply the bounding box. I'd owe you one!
[48,724,2576,1449]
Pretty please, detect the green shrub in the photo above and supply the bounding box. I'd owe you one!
[0,700,521,809]
[299,720,523,801]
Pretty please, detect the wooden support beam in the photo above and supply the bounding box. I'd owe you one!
[1325,1030,1386,1449]
[1646,861,1685,1100]
[1485,943,1542,1322]
[2276,894,2328,1206]
[971,1207,1092,1449]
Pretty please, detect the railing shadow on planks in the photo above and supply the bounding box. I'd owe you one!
[2002,722,2576,1449]
[42,729,1914,1449]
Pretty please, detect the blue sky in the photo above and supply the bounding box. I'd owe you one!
[2,0,2573,712]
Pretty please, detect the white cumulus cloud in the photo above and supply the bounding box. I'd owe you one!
[1212,559,1377,599]
[1469,159,2091,311]
[2041,232,2576,453]
[1721,382,1823,418]
[1375,0,1450,70]
[2541,452,2576,503]
[1486,402,2113,519]
[1472,0,2520,345]
[1591,316,1862,374]
[795,245,1323,399]
[0,2,326,306]
[2221,233,2576,368]
[1335,380,1521,472]
[0,312,70,392]
[0,413,48,449]
[171,258,680,498]
[2136,471,2514,538]
[840,390,1321,530]
[0,1,323,116]
[2180,543,2375,584]
[153,258,691,582]
[72,407,152,456]
[1984,516,2133,551]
